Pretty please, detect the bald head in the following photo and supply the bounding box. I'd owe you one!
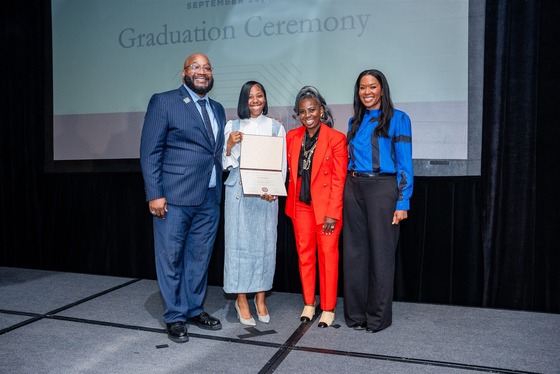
[184,53,210,69]
[182,53,214,97]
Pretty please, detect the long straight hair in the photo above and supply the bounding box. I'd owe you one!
[347,69,394,142]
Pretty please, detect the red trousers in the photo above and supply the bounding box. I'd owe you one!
[292,198,340,311]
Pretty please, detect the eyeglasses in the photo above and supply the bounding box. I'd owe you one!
[184,64,213,73]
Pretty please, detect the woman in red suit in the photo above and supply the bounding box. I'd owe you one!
[285,86,348,327]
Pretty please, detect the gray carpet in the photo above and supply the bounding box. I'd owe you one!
[1,267,558,374]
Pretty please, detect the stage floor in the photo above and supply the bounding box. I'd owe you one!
[1,267,558,374]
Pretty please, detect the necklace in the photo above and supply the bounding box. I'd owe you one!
[301,133,317,171]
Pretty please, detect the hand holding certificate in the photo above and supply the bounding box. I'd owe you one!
[240,134,287,196]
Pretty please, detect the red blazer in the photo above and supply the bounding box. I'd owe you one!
[285,124,348,225]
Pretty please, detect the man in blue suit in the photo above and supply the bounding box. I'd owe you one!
[140,53,225,343]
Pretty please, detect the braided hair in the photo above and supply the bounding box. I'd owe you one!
[293,85,334,128]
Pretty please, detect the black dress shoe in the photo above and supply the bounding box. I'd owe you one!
[366,327,379,333]
[352,322,367,330]
[187,312,222,330]
[166,321,189,343]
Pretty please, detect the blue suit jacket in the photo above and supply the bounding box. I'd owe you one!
[140,85,226,206]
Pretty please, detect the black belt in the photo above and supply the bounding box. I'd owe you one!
[347,171,396,178]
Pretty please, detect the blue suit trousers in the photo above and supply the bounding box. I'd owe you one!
[153,188,220,323]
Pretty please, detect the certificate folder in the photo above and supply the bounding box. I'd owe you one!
[239,134,287,196]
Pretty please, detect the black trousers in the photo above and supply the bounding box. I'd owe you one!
[342,174,400,331]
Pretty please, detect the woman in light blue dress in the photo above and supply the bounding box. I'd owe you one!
[223,81,286,325]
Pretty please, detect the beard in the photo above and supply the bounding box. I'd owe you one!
[184,74,214,95]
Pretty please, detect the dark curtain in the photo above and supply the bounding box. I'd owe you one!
[1,1,46,269]
[481,0,560,311]
[1,1,559,313]
[395,177,483,307]
[534,1,560,312]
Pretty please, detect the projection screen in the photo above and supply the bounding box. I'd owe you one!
[49,0,482,175]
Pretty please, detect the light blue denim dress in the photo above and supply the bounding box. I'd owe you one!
[223,117,286,293]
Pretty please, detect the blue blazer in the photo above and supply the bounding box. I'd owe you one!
[140,85,226,206]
